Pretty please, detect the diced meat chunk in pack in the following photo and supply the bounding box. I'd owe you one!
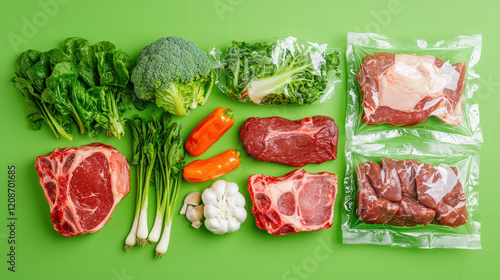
[391,195,436,227]
[356,163,399,224]
[356,158,467,227]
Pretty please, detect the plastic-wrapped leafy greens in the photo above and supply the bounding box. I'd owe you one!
[346,32,482,144]
[211,36,341,105]
[343,138,481,249]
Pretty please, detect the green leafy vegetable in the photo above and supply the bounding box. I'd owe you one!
[131,37,214,117]
[12,37,134,140]
[219,37,340,105]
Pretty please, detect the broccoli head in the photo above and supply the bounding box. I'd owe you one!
[131,37,214,116]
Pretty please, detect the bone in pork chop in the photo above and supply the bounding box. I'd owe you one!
[248,169,337,235]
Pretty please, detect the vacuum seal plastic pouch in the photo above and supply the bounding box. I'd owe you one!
[346,32,482,144]
[342,139,481,249]
[210,36,341,105]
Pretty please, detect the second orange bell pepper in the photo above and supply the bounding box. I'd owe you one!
[183,149,241,183]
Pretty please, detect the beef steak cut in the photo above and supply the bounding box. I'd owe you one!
[240,116,338,167]
[356,158,467,227]
[357,53,466,126]
[248,169,337,235]
[35,143,130,237]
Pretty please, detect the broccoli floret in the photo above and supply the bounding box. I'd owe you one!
[131,37,214,117]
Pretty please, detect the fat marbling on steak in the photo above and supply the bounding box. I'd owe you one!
[35,143,130,237]
[248,169,338,235]
[240,116,338,167]
[357,53,467,126]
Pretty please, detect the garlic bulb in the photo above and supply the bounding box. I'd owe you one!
[202,180,247,234]
[180,192,201,214]
[186,205,204,229]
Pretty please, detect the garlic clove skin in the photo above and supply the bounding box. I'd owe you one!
[231,192,246,208]
[225,182,239,196]
[201,189,217,205]
[233,208,248,223]
[205,217,219,233]
[211,180,226,200]
[204,204,219,219]
[191,220,202,229]
[186,205,204,229]
[180,192,201,214]
[216,219,228,234]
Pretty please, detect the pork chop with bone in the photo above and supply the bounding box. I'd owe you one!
[248,169,337,235]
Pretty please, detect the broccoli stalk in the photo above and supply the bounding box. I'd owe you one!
[154,81,191,117]
[155,71,214,117]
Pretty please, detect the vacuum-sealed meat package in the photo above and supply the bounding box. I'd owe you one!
[343,140,480,249]
[358,53,466,126]
[346,32,482,144]
[356,159,467,227]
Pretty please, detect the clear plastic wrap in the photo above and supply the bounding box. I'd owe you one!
[210,36,341,105]
[342,139,481,249]
[346,32,482,144]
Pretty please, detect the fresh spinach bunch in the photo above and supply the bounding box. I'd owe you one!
[12,37,134,140]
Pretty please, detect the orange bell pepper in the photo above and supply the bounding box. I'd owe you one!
[185,107,235,157]
[183,149,241,183]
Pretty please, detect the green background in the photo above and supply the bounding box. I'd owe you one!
[0,0,498,279]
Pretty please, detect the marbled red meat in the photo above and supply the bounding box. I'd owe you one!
[357,53,466,126]
[356,158,467,227]
[357,163,399,224]
[391,194,435,226]
[240,116,338,167]
[395,159,418,197]
[35,143,130,237]
[248,169,337,235]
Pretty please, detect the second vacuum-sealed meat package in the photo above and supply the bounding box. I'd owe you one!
[356,158,467,227]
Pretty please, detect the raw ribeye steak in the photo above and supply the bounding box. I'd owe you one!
[357,53,466,126]
[240,116,338,167]
[248,169,337,235]
[356,158,467,227]
[35,143,130,237]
